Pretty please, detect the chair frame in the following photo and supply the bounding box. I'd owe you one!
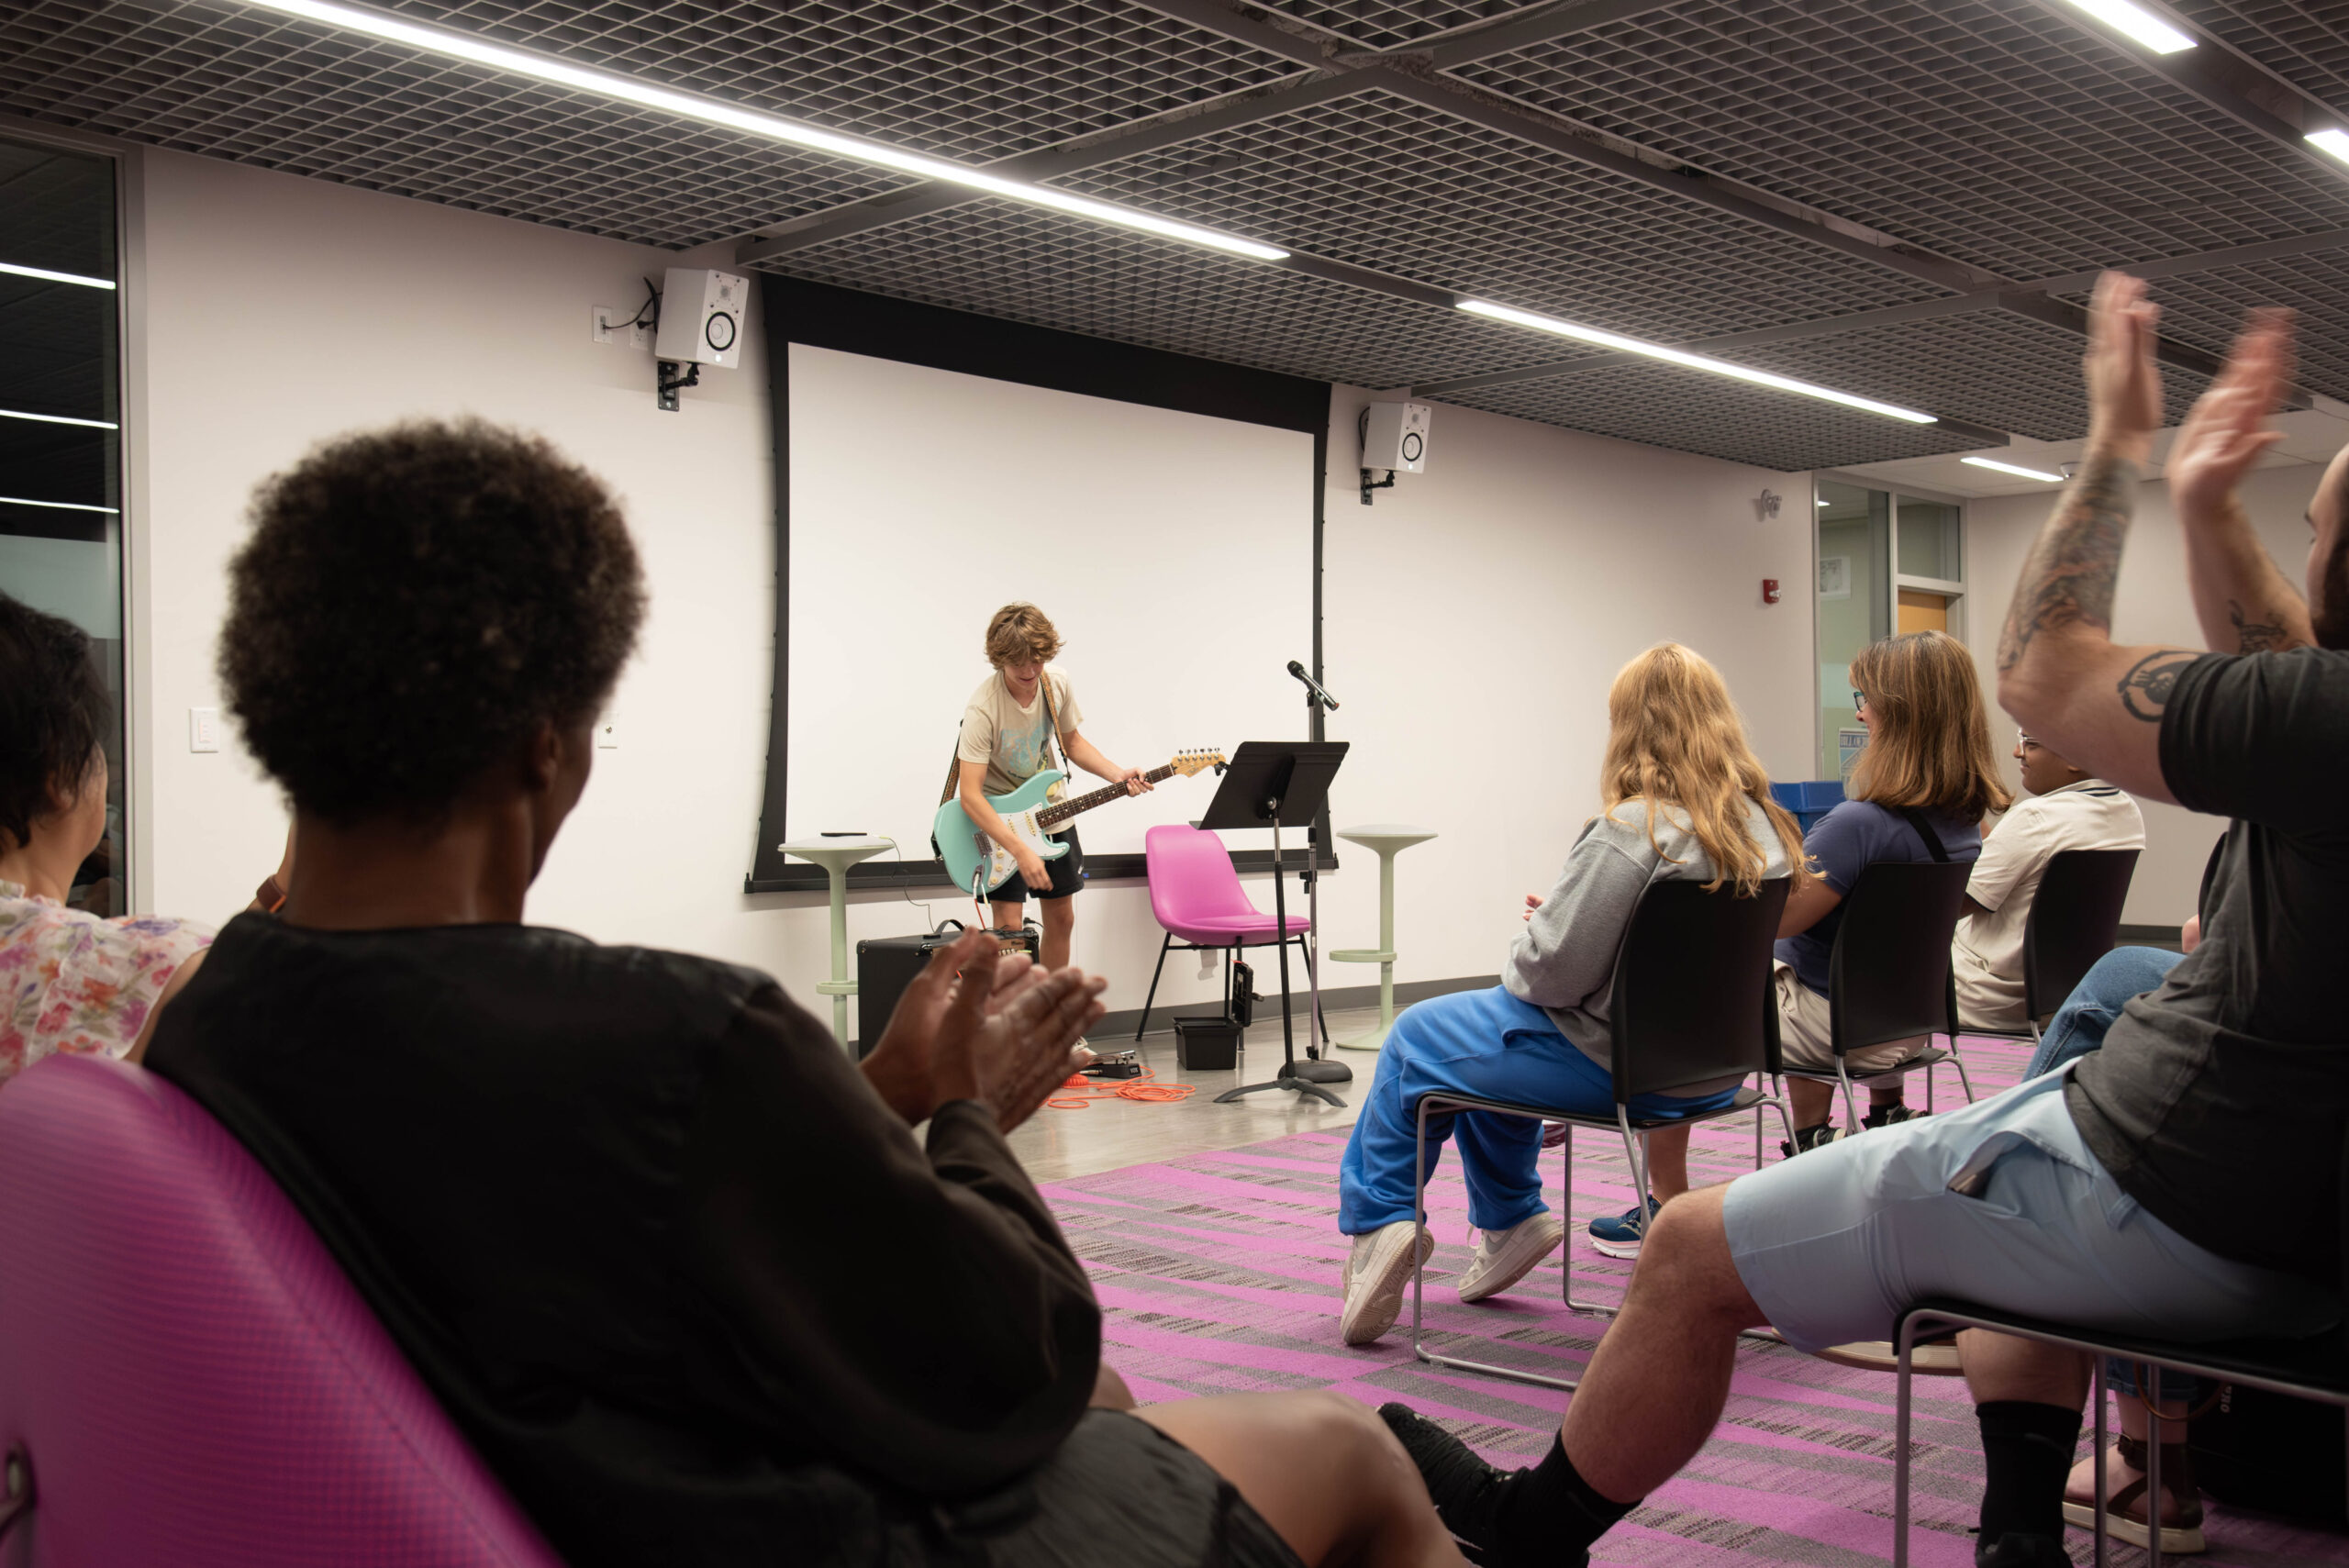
[1403,878,1795,1392]
[1779,860,1977,1130]
[1891,1301,2349,1568]
[1132,929,1324,1044]
[1957,847,2143,1051]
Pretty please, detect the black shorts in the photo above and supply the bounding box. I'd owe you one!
[994,825,1085,906]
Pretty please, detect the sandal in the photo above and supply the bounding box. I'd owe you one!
[2062,1432,2206,1554]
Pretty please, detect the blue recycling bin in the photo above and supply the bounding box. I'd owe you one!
[1770,780,1845,835]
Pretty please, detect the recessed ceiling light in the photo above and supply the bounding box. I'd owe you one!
[1457,299,1937,424]
[1817,498,1832,506]
[1962,456,2067,483]
[0,496,120,513]
[238,0,1288,262]
[2307,128,2349,166]
[0,407,118,429]
[0,261,115,290]
[2057,0,2197,53]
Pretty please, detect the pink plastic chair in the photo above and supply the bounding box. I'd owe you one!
[0,1054,563,1568]
[1133,824,1315,1040]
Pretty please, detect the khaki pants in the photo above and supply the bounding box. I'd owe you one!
[1773,962,1929,1074]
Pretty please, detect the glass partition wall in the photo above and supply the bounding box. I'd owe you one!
[1813,478,1965,782]
[0,134,128,914]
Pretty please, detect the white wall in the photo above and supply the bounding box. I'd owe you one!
[124,146,1819,1035]
[1964,462,2325,927]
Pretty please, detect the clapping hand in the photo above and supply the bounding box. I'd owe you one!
[2167,309,2293,517]
[1523,893,1542,922]
[860,928,1105,1131]
[2085,272,2165,455]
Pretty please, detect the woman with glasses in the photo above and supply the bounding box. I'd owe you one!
[1773,629,2010,1151]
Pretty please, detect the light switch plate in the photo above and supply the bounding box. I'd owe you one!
[596,720,620,750]
[189,706,220,752]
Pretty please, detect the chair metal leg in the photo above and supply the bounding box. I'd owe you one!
[1412,1094,1579,1392]
[2093,1356,2110,1568]
[1135,933,1174,1041]
[1835,1057,1860,1130]
[1895,1314,1917,1568]
[1948,1041,1976,1105]
[2146,1394,2164,1568]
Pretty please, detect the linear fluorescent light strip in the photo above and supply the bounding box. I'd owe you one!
[0,495,118,512]
[2309,128,2349,166]
[237,0,1286,262]
[2056,0,2197,54]
[1962,456,2066,483]
[1457,299,1937,424]
[0,261,114,289]
[0,407,118,429]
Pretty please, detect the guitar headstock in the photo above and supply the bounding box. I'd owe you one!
[1168,749,1227,777]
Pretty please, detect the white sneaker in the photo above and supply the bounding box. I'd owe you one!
[1455,1212,1566,1303]
[1340,1221,1432,1345]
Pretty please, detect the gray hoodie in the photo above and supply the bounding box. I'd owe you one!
[1503,797,1791,1082]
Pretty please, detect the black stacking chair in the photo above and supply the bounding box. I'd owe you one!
[1890,1130,2349,1568]
[1408,876,1794,1392]
[1966,848,2141,1047]
[1780,860,1975,1130]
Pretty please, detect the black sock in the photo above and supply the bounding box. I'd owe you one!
[1378,1407,1628,1566]
[1976,1400,2081,1549]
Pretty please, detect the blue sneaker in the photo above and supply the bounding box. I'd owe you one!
[1586,1195,1662,1259]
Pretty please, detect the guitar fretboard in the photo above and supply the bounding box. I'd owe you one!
[1035,762,1182,828]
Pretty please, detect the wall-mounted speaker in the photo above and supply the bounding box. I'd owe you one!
[655,267,748,369]
[1360,401,1431,473]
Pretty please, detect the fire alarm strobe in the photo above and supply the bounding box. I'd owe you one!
[654,267,747,370]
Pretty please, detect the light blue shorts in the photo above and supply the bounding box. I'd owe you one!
[1723,1070,2340,1353]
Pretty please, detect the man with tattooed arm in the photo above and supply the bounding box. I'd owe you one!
[1373,274,2348,1568]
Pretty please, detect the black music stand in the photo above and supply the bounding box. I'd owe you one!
[1203,740,1352,1107]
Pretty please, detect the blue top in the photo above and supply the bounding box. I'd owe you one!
[1776,798,1982,994]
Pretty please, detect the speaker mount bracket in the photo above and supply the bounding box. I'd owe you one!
[656,359,701,413]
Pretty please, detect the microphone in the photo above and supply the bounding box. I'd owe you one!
[1286,660,1341,712]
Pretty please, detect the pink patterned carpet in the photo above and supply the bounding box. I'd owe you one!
[1041,1034,2348,1568]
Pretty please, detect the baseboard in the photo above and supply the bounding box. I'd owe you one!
[1101,973,1499,1041]
[2115,923,2185,951]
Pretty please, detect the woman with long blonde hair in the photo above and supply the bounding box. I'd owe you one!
[1334,643,1802,1345]
[1773,629,2011,1149]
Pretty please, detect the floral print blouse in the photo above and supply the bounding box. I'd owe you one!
[0,880,213,1085]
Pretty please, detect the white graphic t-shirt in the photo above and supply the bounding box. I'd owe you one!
[1953,779,2145,1029]
[956,668,1084,800]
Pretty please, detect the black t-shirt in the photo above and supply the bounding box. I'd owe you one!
[145,916,1101,1568]
[2067,649,2349,1284]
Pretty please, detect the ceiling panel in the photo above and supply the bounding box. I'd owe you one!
[1050,85,1955,348]
[1256,2,1542,50]
[1434,361,1987,473]
[1449,0,2349,282]
[2172,0,2349,118]
[761,195,1578,390]
[2059,255,2349,405]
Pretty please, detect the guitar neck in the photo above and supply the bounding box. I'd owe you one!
[1035,762,1180,828]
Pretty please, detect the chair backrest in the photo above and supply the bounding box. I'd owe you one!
[1607,877,1792,1100]
[0,1055,562,1568]
[1144,825,1257,929]
[2021,848,2141,1019]
[1829,859,1974,1055]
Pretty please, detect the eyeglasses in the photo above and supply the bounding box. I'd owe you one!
[2017,729,2040,751]
[1851,690,1869,712]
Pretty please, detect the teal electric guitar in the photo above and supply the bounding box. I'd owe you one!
[935,750,1225,897]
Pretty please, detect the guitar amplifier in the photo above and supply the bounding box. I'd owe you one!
[854,922,1041,1060]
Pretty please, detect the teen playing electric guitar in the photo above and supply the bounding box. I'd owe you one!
[952,603,1149,973]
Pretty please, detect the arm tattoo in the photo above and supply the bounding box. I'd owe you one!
[2118,650,2198,721]
[2226,598,2302,653]
[1998,454,2137,673]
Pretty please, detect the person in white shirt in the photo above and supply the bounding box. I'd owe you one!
[1953,728,2145,1032]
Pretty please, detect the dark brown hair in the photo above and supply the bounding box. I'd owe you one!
[0,592,108,850]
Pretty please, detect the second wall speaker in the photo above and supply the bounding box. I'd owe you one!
[1360,401,1431,473]
[655,267,748,369]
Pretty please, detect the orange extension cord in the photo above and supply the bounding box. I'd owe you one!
[1046,1064,1197,1110]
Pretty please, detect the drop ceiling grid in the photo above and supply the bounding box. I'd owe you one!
[1048,86,1954,346]
[1256,1,1542,50]
[371,0,1306,161]
[2055,257,2349,402]
[0,0,921,243]
[1449,0,2349,282]
[2171,0,2349,117]
[762,196,1589,390]
[1435,361,1989,472]
[1716,308,2208,441]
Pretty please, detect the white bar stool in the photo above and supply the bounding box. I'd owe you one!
[1329,823,1437,1053]
[778,836,896,1048]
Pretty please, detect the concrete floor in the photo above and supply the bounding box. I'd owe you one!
[1007,1001,1388,1182]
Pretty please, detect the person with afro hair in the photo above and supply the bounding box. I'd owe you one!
[144,418,1466,1568]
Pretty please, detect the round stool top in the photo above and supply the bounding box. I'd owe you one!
[1337,824,1438,852]
[777,836,896,873]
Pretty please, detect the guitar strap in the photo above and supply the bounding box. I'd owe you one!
[935,669,1067,821]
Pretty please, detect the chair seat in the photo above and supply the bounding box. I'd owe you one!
[1898,1296,2349,1398]
[1420,1084,1772,1133]
[1781,1044,1952,1082]
[1164,914,1309,945]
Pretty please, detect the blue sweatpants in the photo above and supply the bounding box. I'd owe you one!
[2024,946,2185,1080]
[1337,986,1741,1235]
